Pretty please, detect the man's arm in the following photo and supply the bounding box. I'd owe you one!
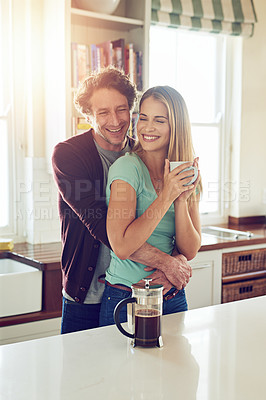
[129,242,192,290]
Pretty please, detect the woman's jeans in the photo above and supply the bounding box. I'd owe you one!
[61,297,101,334]
[99,283,188,327]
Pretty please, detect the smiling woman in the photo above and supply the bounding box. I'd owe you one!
[99,85,202,327]
[106,86,202,261]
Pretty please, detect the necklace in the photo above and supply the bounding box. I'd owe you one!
[151,176,163,193]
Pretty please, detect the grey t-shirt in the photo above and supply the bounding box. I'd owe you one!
[63,138,131,304]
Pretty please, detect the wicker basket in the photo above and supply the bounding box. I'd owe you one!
[222,248,266,276]
[222,277,266,303]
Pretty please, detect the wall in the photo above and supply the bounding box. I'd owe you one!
[231,0,266,218]
[11,0,61,243]
[13,0,266,244]
[12,0,45,158]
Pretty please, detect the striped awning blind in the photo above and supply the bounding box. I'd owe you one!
[151,0,257,37]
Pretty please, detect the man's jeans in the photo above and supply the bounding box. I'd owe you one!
[99,283,188,327]
[61,297,101,334]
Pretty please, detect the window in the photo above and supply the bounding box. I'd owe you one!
[149,26,234,222]
[0,0,15,235]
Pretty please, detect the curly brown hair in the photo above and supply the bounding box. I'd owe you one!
[74,66,137,118]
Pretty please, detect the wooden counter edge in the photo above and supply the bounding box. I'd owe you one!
[0,310,62,328]
[199,236,266,251]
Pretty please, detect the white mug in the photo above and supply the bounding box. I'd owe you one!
[170,161,198,186]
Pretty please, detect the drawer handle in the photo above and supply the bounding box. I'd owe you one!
[239,285,253,294]
[238,254,252,262]
[192,264,211,270]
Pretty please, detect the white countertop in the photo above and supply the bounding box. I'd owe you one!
[1,296,266,400]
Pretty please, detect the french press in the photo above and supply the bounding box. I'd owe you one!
[114,279,164,347]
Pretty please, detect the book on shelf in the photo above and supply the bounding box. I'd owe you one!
[112,46,123,70]
[71,43,78,88]
[128,112,138,138]
[97,40,113,67]
[90,44,100,72]
[125,44,143,91]
[71,43,90,88]
[71,39,143,91]
[125,43,134,82]
[72,116,92,135]
[92,38,125,71]
[136,51,143,91]
[111,38,125,70]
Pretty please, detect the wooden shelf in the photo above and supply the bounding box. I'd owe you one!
[71,7,144,30]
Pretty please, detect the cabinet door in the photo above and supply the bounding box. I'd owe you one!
[186,263,213,310]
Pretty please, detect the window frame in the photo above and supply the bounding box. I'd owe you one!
[0,0,16,237]
[149,26,241,225]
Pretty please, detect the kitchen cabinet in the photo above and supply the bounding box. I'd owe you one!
[186,242,266,310]
[221,243,266,303]
[186,250,222,310]
[0,318,61,346]
[44,0,151,170]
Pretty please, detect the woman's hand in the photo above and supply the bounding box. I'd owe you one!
[160,159,196,203]
[174,157,200,203]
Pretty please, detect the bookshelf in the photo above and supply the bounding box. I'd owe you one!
[45,0,151,169]
[69,0,150,135]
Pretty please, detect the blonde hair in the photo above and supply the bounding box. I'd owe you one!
[135,86,202,202]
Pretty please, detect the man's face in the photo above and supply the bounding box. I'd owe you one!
[89,88,131,151]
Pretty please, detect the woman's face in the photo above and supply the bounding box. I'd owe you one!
[137,96,170,154]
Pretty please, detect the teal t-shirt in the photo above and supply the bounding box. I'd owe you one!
[105,152,175,287]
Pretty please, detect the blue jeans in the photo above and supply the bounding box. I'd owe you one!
[61,297,101,334]
[99,283,188,327]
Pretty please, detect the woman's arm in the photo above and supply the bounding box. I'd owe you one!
[107,158,198,260]
[107,179,173,259]
[174,193,201,260]
[108,183,193,289]
[173,159,201,260]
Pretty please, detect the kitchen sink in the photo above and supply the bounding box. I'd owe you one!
[0,258,42,317]
[201,226,254,240]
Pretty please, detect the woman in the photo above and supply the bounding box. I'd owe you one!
[99,86,202,326]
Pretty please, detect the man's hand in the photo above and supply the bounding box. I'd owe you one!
[129,242,192,291]
[138,269,172,294]
[144,254,192,291]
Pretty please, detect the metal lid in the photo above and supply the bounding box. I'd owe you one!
[131,278,163,292]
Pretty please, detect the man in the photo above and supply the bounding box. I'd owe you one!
[52,66,192,334]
